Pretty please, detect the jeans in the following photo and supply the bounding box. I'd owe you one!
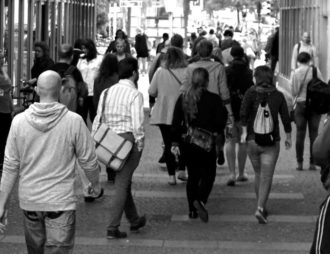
[294,102,321,164]
[247,140,280,210]
[23,210,75,254]
[107,133,142,231]
[79,96,96,124]
[185,144,217,212]
[159,124,177,176]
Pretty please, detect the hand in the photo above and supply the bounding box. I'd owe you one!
[240,132,247,143]
[226,115,234,129]
[78,97,84,107]
[171,145,180,162]
[285,138,292,150]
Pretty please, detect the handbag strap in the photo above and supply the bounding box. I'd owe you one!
[168,68,182,85]
[99,88,109,124]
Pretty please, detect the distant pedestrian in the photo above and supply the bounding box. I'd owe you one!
[310,114,330,254]
[225,46,254,186]
[106,29,131,55]
[171,67,227,222]
[269,27,279,72]
[156,33,169,54]
[290,52,324,171]
[291,31,319,71]
[0,70,102,253]
[77,38,103,123]
[240,65,292,224]
[113,38,131,62]
[135,29,149,74]
[149,47,188,185]
[92,57,146,239]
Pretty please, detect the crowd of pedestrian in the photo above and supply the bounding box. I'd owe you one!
[0,25,329,254]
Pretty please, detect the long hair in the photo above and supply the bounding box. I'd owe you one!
[34,41,50,59]
[95,54,118,84]
[164,47,187,69]
[182,68,209,121]
[82,38,98,61]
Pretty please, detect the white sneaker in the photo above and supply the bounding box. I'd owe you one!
[168,175,176,185]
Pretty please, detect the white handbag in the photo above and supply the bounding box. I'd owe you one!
[93,89,133,171]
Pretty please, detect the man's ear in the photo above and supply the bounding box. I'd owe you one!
[35,86,39,96]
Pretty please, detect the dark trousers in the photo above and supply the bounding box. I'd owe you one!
[159,124,177,176]
[0,113,12,178]
[185,144,217,212]
[294,102,321,164]
[79,96,96,124]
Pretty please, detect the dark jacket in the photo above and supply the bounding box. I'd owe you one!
[31,57,54,79]
[171,90,227,144]
[225,58,253,121]
[240,85,292,142]
[135,33,149,58]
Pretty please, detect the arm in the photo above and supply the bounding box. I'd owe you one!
[0,120,20,217]
[291,44,298,71]
[312,46,319,69]
[171,95,185,145]
[148,68,160,97]
[240,88,254,142]
[91,90,105,136]
[148,53,160,83]
[131,93,145,151]
[218,66,234,122]
[313,117,330,166]
[75,117,100,192]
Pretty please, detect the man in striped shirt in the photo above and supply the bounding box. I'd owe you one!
[92,57,146,239]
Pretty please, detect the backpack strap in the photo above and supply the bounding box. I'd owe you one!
[64,65,76,76]
[312,65,317,79]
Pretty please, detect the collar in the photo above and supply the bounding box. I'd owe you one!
[118,79,137,89]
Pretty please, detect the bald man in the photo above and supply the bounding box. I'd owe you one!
[0,70,101,254]
[291,31,319,70]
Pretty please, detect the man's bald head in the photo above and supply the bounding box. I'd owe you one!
[58,44,73,60]
[36,71,62,102]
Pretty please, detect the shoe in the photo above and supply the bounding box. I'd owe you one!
[168,175,176,185]
[255,207,267,224]
[130,215,147,232]
[107,229,127,239]
[158,153,166,164]
[309,164,317,171]
[217,151,225,166]
[188,211,198,219]
[236,174,248,182]
[193,200,209,223]
[296,162,303,171]
[177,171,188,181]
[84,188,104,203]
[226,177,236,186]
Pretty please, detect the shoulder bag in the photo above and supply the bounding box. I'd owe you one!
[93,89,133,171]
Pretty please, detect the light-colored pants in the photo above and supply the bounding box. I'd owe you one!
[247,140,280,209]
[23,210,75,254]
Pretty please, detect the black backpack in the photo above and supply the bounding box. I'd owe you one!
[306,66,330,114]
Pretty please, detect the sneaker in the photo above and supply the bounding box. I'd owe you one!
[193,200,209,223]
[177,171,188,181]
[107,229,127,239]
[226,177,236,186]
[168,175,176,185]
[255,208,267,224]
[188,210,198,219]
[130,215,147,232]
[217,151,225,166]
[236,174,248,182]
[309,164,317,171]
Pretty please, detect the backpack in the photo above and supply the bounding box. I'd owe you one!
[253,96,275,146]
[59,65,78,112]
[306,66,330,114]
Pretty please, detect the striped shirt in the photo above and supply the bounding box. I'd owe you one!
[91,79,144,147]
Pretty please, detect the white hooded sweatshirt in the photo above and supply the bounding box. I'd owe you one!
[1,102,99,211]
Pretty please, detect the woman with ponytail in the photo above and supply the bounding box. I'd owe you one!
[171,67,227,222]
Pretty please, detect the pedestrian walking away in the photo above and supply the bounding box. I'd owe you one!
[171,67,227,223]
[290,52,324,171]
[0,70,102,254]
[240,65,292,224]
[92,57,146,239]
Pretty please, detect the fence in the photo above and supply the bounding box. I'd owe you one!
[0,0,96,95]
